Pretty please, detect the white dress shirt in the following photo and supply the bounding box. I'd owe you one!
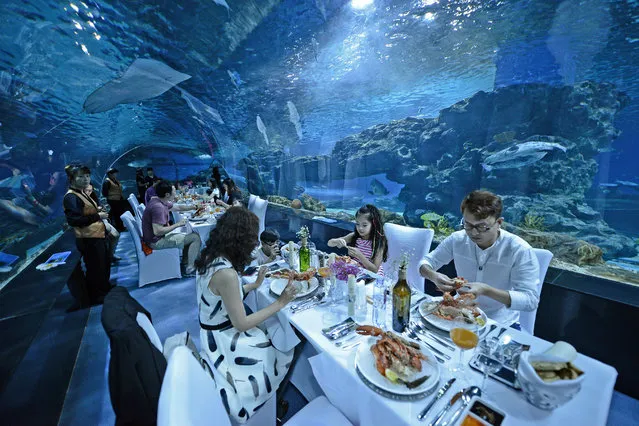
[252,245,281,265]
[419,229,540,325]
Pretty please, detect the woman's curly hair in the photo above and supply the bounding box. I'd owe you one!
[195,206,259,273]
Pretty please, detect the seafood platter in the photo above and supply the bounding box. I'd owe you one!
[354,325,440,399]
[418,291,488,332]
[268,267,319,298]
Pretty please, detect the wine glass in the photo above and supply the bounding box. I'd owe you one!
[475,338,504,394]
[449,322,479,378]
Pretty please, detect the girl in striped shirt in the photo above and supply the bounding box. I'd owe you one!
[328,204,388,275]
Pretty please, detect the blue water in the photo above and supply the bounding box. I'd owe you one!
[0,0,638,278]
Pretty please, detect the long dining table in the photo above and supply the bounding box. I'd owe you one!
[249,269,617,425]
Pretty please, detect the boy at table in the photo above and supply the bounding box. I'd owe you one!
[253,228,282,265]
[418,190,540,328]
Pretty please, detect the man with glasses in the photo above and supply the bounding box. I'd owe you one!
[419,190,540,327]
[253,228,282,265]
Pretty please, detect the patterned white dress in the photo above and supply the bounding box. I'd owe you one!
[355,237,385,276]
[197,257,293,423]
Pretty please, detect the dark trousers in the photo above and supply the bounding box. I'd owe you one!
[76,237,112,304]
[108,199,130,231]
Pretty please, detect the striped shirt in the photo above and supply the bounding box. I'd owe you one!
[355,238,384,276]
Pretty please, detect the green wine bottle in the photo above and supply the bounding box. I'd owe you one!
[392,262,411,332]
[299,237,310,272]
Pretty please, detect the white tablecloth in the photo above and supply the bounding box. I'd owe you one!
[253,283,617,426]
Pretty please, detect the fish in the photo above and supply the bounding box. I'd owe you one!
[256,115,269,146]
[616,180,639,188]
[598,183,618,188]
[287,101,302,140]
[127,159,151,168]
[481,141,567,172]
[227,70,243,88]
[493,131,516,143]
[368,178,389,196]
[196,153,212,160]
[0,144,13,159]
[212,0,231,17]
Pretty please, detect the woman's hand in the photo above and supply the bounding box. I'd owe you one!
[99,212,109,220]
[278,278,298,306]
[347,246,365,261]
[255,266,268,285]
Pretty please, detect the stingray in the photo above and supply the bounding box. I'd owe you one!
[43,59,191,136]
[178,88,224,126]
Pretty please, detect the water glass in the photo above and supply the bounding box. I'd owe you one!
[372,277,386,328]
[476,338,505,393]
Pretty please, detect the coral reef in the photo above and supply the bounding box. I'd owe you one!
[520,213,546,231]
[300,194,326,212]
[420,212,456,239]
[243,81,635,259]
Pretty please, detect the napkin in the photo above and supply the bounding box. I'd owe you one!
[254,286,300,352]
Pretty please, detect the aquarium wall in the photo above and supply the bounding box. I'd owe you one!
[1,0,638,287]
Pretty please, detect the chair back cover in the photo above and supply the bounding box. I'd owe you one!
[158,346,231,426]
[251,197,268,236]
[136,312,163,353]
[128,193,140,211]
[520,248,553,335]
[121,211,182,287]
[383,223,434,291]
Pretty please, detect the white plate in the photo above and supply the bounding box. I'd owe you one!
[269,277,319,299]
[419,300,488,332]
[189,217,208,222]
[354,335,440,396]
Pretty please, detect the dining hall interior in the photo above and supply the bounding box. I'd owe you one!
[1,0,639,425]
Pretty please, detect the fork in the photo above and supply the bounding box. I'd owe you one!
[404,327,448,363]
[411,322,456,351]
[290,294,321,313]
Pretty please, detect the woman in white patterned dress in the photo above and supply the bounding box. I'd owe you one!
[195,207,297,423]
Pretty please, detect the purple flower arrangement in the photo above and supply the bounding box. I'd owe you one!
[330,260,360,281]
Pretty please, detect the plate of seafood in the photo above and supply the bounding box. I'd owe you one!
[419,292,488,332]
[269,268,319,299]
[354,325,440,397]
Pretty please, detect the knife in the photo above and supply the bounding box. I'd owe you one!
[418,378,456,421]
[428,387,463,426]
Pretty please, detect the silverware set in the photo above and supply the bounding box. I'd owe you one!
[290,293,324,313]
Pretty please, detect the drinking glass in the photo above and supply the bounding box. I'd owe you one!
[475,338,505,394]
[449,322,479,377]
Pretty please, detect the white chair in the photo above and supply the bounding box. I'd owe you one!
[248,194,258,211]
[128,193,140,212]
[520,248,553,335]
[121,211,182,287]
[137,203,146,222]
[250,197,268,236]
[159,347,351,426]
[383,223,434,291]
[136,312,163,353]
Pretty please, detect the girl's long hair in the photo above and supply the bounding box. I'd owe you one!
[195,207,259,273]
[349,204,388,263]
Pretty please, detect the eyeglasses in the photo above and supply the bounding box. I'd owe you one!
[460,219,498,233]
[263,240,280,247]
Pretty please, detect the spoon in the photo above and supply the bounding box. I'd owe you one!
[442,386,482,426]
